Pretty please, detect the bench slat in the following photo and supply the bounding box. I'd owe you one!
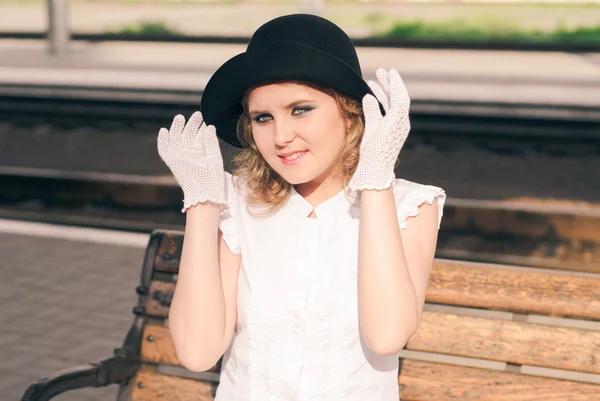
[131,365,216,400]
[141,324,181,366]
[428,260,600,320]
[398,359,600,401]
[142,312,600,375]
[146,280,173,318]
[153,232,184,273]
[137,324,600,400]
[410,311,600,374]
[146,260,600,321]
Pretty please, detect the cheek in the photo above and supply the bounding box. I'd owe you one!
[311,117,346,155]
[251,126,270,153]
[304,113,344,143]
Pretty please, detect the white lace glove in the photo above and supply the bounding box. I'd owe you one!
[157,111,225,212]
[348,68,411,191]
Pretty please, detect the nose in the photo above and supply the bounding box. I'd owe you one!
[273,119,296,147]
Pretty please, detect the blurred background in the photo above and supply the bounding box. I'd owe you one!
[1,0,599,400]
[2,0,599,40]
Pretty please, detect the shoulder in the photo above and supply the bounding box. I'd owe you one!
[224,172,248,200]
[224,171,240,190]
[221,172,246,217]
[391,178,446,229]
[223,172,263,217]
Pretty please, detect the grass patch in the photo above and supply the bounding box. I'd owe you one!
[111,20,181,36]
[376,17,600,43]
[104,10,600,45]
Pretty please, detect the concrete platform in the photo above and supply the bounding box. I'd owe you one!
[0,222,148,401]
[1,39,599,111]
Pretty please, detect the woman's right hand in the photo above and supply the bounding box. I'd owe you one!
[157,111,225,212]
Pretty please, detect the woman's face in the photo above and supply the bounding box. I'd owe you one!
[248,82,348,187]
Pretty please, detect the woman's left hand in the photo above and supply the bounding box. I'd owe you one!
[349,68,411,191]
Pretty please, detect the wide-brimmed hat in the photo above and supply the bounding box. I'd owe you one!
[201,13,381,149]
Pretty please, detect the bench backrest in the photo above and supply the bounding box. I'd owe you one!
[121,230,600,400]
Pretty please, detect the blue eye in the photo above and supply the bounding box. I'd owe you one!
[293,106,313,115]
[252,106,314,124]
[254,114,271,123]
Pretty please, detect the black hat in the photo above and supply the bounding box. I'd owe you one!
[201,13,381,149]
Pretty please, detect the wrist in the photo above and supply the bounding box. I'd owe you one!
[184,200,222,217]
[349,169,396,192]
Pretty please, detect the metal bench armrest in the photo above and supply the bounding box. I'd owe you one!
[20,348,140,401]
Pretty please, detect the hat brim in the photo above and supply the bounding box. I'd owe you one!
[201,41,378,149]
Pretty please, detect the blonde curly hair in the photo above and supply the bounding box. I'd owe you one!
[231,80,365,217]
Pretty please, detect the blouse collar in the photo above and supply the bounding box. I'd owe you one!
[289,184,359,220]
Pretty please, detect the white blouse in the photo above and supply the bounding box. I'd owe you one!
[215,172,445,401]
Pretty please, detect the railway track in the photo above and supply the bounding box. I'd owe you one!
[1,89,599,140]
[2,166,599,274]
[1,88,599,273]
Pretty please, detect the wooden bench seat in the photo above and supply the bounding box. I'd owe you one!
[21,229,600,400]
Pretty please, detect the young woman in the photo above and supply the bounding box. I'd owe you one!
[158,13,445,401]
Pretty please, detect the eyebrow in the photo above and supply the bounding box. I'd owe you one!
[249,99,314,117]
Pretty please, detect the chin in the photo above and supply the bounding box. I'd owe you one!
[271,165,317,186]
[278,171,314,185]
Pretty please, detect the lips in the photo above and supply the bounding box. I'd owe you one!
[278,150,308,158]
[279,150,308,165]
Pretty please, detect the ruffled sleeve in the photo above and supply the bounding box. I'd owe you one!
[392,179,446,230]
[218,171,241,255]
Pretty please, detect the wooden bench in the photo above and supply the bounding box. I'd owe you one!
[21,229,600,400]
